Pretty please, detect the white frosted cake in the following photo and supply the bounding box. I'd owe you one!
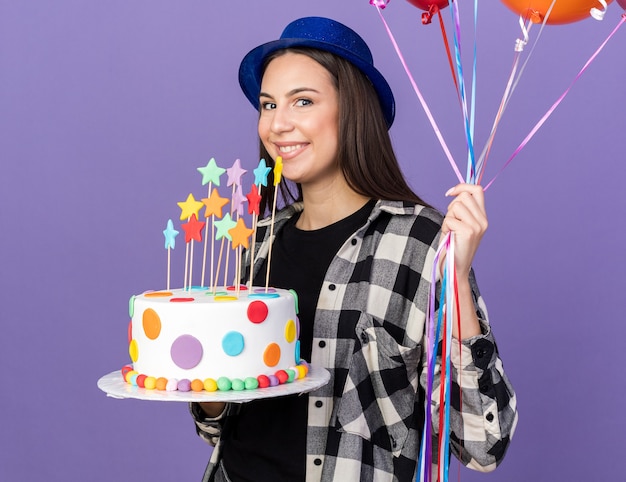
[122,286,308,392]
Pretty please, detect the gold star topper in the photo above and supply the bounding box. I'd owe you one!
[273,156,283,186]
[177,193,204,220]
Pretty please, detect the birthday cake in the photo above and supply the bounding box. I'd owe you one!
[120,156,310,393]
[123,286,307,392]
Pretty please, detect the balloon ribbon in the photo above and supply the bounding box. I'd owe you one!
[484,13,626,190]
[371,2,464,183]
[416,232,459,482]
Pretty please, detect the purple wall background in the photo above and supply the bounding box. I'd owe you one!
[1,1,624,480]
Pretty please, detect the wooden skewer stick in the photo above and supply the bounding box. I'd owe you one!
[200,182,212,287]
[265,156,283,292]
[166,246,171,291]
[213,237,225,295]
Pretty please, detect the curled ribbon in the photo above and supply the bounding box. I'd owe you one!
[590,0,608,21]
[514,15,530,52]
[369,0,390,9]
[422,4,439,25]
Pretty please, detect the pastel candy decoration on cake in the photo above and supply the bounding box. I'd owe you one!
[124,287,308,391]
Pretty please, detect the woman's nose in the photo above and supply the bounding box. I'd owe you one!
[269,105,294,134]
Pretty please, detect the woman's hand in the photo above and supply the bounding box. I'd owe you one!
[198,402,227,418]
[441,183,488,280]
[441,183,487,340]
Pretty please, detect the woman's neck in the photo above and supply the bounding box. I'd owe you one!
[296,177,371,231]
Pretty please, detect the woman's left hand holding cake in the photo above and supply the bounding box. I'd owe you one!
[198,401,227,418]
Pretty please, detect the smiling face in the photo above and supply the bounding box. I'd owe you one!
[258,52,341,189]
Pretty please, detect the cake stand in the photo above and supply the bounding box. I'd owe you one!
[97,365,330,403]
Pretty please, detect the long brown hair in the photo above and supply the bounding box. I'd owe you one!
[257,47,430,215]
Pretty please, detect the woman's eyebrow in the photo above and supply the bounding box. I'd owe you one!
[259,87,320,99]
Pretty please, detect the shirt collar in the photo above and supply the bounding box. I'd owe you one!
[257,200,421,228]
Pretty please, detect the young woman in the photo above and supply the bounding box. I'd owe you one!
[190,16,517,482]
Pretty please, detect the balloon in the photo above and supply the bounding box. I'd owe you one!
[406,0,449,10]
[501,0,614,25]
[617,0,626,9]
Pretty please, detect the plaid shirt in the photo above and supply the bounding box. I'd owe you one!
[191,200,518,481]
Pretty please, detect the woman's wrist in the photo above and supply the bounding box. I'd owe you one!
[197,402,227,419]
[453,276,482,340]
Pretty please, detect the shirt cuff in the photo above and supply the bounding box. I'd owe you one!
[452,319,495,370]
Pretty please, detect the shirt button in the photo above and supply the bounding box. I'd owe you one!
[319,340,326,348]
[351,238,357,246]
[328,284,336,291]
[314,458,322,466]
[486,412,494,422]
[479,383,490,394]
[476,348,485,358]
[315,400,323,408]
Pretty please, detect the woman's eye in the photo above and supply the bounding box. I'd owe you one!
[295,98,312,107]
[261,102,276,110]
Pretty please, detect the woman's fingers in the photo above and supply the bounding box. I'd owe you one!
[441,184,488,277]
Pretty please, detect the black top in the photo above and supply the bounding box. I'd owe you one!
[221,201,375,481]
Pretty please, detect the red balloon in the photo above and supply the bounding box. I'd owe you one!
[406,0,449,10]
[501,0,614,25]
[617,0,626,9]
